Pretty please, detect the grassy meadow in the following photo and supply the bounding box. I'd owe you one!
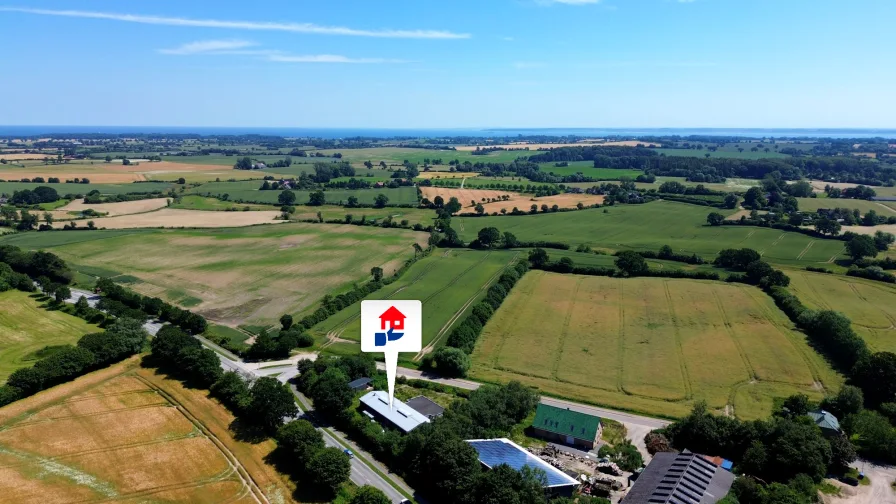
[0,223,428,327]
[653,146,790,160]
[537,162,643,179]
[456,201,847,267]
[0,181,172,196]
[188,181,419,206]
[314,147,529,165]
[795,197,896,215]
[313,249,519,362]
[0,291,95,383]
[787,270,896,353]
[0,358,296,503]
[471,271,842,420]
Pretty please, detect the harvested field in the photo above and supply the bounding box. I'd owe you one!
[0,359,293,503]
[795,198,896,215]
[480,193,605,213]
[314,249,518,363]
[59,198,171,217]
[416,171,480,179]
[471,271,842,420]
[91,208,282,229]
[0,153,58,161]
[0,171,144,183]
[838,224,896,237]
[0,290,95,383]
[1,223,428,326]
[788,271,896,353]
[419,187,516,208]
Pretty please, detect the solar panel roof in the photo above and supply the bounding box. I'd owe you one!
[467,438,580,488]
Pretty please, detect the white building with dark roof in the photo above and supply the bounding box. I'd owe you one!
[359,391,430,433]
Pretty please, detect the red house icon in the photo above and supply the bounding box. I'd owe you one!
[379,306,406,330]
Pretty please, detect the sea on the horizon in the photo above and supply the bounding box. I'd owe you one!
[1,125,895,139]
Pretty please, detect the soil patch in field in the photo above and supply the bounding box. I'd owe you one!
[839,224,896,237]
[60,198,170,217]
[420,187,517,208]
[91,208,282,229]
[480,193,605,214]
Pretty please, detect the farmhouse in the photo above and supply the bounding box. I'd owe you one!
[348,377,373,392]
[467,438,580,497]
[406,395,445,419]
[622,450,735,504]
[530,403,602,450]
[807,409,841,437]
[359,391,429,433]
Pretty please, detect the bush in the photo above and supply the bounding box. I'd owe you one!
[431,347,472,377]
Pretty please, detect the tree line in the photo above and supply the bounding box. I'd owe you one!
[95,277,207,334]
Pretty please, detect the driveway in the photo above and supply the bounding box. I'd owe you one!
[822,462,896,504]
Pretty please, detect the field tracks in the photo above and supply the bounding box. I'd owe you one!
[663,281,693,399]
[549,276,583,379]
[133,374,270,504]
[796,240,815,260]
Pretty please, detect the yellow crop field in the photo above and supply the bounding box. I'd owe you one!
[471,272,842,420]
[0,358,296,504]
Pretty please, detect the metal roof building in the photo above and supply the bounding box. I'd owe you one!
[406,395,445,419]
[359,391,430,433]
[807,410,841,434]
[467,438,580,497]
[531,403,602,450]
[622,450,735,504]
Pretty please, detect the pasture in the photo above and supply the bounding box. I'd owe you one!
[787,271,896,353]
[314,147,529,165]
[0,223,427,327]
[0,181,172,196]
[633,176,761,193]
[313,249,518,362]
[0,358,294,503]
[471,271,842,419]
[188,181,419,206]
[538,162,643,180]
[795,197,896,215]
[653,145,789,160]
[0,291,95,383]
[455,201,847,267]
[170,195,276,212]
[87,208,282,229]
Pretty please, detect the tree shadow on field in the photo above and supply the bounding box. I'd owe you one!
[138,355,212,391]
[264,446,337,503]
[228,417,270,444]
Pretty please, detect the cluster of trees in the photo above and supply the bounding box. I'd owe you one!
[295,355,555,504]
[623,245,705,265]
[655,401,854,504]
[826,184,877,200]
[1,318,148,407]
[96,277,207,334]
[530,248,721,281]
[274,420,351,497]
[9,186,60,205]
[445,261,529,355]
[714,248,790,288]
[0,261,36,293]
[0,245,73,284]
[244,315,314,360]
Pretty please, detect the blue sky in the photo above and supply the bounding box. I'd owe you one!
[1,0,894,128]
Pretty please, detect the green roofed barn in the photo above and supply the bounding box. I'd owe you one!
[531,403,602,450]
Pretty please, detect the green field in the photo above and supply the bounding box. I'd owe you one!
[538,162,643,179]
[787,271,896,353]
[314,147,529,165]
[633,176,761,193]
[0,181,172,196]
[170,195,277,211]
[312,249,518,362]
[456,201,846,267]
[160,154,339,166]
[546,249,724,274]
[188,181,419,206]
[795,197,896,215]
[471,271,842,419]
[0,290,95,383]
[0,223,427,327]
[653,146,790,160]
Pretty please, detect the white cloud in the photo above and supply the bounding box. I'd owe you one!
[158,39,257,55]
[267,54,408,64]
[0,6,471,39]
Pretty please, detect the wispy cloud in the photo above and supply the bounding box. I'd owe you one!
[537,0,600,5]
[501,36,515,42]
[158,39,257,55]
[0,6,471,39]
[513,61,546,69]
[267,54,409,64]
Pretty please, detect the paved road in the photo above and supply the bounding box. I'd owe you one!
[66,288,162,336]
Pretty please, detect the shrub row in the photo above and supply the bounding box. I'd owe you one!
[535,260,721,281]
[856,257,896,270]
[847,266,896,284]
[621,245,705,265]
[0,245,74,285]
[96,277,207,334]
[656,194,728,208]
[318,216,433,233]
[720,218,848,241]
[446,261,530,354]
[0,261,36,293]
[0,318,147,408]
[805,266,833,274]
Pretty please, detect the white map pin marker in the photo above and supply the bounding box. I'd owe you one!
[361,300,422,409]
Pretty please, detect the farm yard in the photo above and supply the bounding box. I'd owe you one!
[787,271,896,353]
[0,223,428,327]
[313,249,518,362]
[471,271,842,420]
[0,358,294,504]
[0,291,95,383]
[456,201,847,267]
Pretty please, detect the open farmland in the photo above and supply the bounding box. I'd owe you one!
[0,291,95,383]
[419,186,604,214]
[313,249,518,362]
[88,208,283,229]
[188,181,418,206]
[794,197,896,215]
[456,201,847,267]
[0,181,172,196]
[0,223,427,327]
[57,198,171,217]
[633,176,761,193]
[652,146,790,160]
[787,271,896,353]
[538,162,643,180]
[314,147,528,165]
[471,271,842,420]
[0,358,294,503]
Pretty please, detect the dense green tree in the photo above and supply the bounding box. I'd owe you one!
[852,352,896,407]
[842,410,896,461]
[370,266,384,282]
[780,393,811,417]
[473,464,547,504]
[445,197,462,214]
[615,251,648,276]
[307,447,351,495]
[276,419,324,466]
[706,212,725,226]
[54,285,71,304]
[346,195,359,208]
[280,314,293,331]
[874,231,896,251]
[6,367,46,395]
[309,367,354,417]
[374,194,389,208]
[278,190,297,206]
[349,485,391,504]
[820,385,864,419]
[724,193,739,209]
[847,234,879,260]
[210,371,251,413]
[308,190,326,206]
[786,180,814,198]
[105,318,148,354]
[477,227,501,248]
[815,218,842,236]
[744,187,767,209]
[33,346,95,387]
[432,346,472,377]
[247,377,299,433]
[528,248,549,267]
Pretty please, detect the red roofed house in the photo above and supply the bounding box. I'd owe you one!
[379,306,406,330]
